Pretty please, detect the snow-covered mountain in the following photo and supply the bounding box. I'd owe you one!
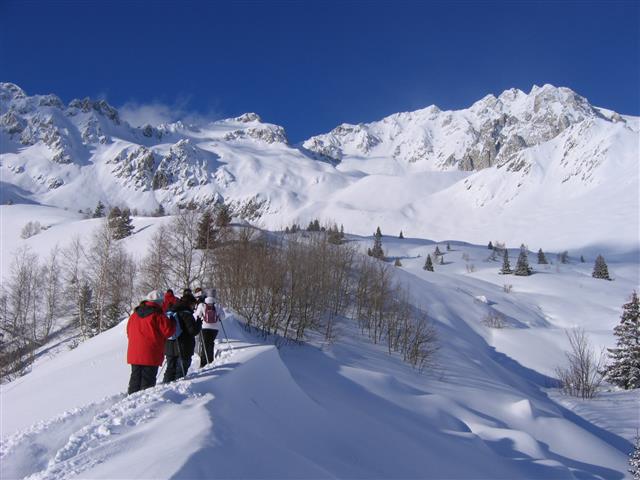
[1,82,638,250]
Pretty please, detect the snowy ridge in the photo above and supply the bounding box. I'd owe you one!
[1,82,638,249]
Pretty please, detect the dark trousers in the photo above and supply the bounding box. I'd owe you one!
[128,365,159,395]
[163,354,191,383]
[200,329,219,367]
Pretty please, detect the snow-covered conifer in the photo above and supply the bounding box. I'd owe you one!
[394,258,402,267]
[500,249,512,274]
[488,241,493,250]
[537,248,548,264]
[93,201,105,218]
[399,230,404,239]
[423,254,434,272]
[604,291,640,389]
[369,228,384,259]
[215,202,232,227]
[196,210,216,249]
[630,434,640,479]
[117,208,135,239]
[592,255,611,280]
[515,246,532,276]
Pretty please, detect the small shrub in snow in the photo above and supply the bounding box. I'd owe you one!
[20,220,41,239]
[555,328,605,399]
[503,284,513,293]
[394,258,402,267]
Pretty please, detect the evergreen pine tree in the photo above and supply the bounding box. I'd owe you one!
[488,241,493,250]
[285,226,290,234]
[399,230,404,239]
[375,226,382,238]
[107,207,122,234]
[215,203,232,227]
[197,210,216,249]
[514,245,532,276]
[592,255,611,280]
[447,242,451,251]
[155,203,165,217]
[423,254,434,272]
[339,224,345,239]
[394,258,402,267]
[370,230,384,259]
[604,291,640,389]
[580,255,585,263]
[434,246,441,256]
[117,207,135,239]
[93,201,105,218]
[558,251,569,264]
[537,248,548,264]
[630,434,640,480]
[328,224,342,244]
[500,249,512,274]
[440,255,444,265]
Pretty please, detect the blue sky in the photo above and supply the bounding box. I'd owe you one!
[1,0,638,142]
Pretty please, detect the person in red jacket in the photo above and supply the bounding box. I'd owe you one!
[127,290,175,395]
[162,289,177,314]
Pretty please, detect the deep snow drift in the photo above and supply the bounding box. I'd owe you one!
[1,205,638,479]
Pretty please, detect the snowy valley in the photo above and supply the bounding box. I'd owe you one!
[0,81,639,479]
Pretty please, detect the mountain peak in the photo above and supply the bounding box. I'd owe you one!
[0,82,27,101]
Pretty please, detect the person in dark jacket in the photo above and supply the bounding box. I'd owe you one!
[163,294,201,383]
[127,290,175,395]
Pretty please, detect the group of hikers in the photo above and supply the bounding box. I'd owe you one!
[126,286,226,395]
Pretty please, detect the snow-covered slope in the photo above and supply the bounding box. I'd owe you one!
[1,82,638,250]
[1,205,638,479]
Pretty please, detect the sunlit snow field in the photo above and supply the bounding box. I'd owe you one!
[1,204,638,479]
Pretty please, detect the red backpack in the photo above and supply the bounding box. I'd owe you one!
[204,303,217,324]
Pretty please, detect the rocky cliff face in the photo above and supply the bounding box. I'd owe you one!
[303,85,618,174]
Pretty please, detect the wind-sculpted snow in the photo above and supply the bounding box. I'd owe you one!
[1,221,637,479]
[1,82,638,249]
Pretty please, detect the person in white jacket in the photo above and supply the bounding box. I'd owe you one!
[194,294,225,367]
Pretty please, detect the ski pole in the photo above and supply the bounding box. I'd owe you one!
[199,330,210,365]
[218,317,233,354]
[175,340,187,378]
